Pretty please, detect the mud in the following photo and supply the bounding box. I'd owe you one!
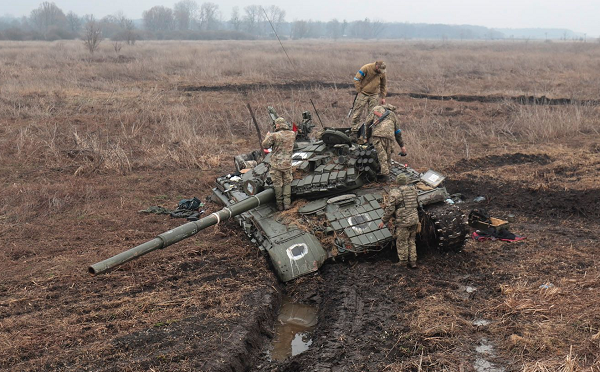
[405,92,600,106]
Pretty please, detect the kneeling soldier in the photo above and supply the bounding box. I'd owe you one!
[262,117,297,211]
[379,174,419,268]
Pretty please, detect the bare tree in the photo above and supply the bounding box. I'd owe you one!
[371,19,386,39]
[66,11,81,33]
[143,6,174,32]
[174,0,198,30]
[229,6,241,31]
[198,3,219,31]
[113,41,122,55]
[263,5,285,32]
[243,5,262,36]
[291,20,309,40]
[83,17,102,56]
[350,18,384,39]
[30,2,67,35]
[326,19,342,40]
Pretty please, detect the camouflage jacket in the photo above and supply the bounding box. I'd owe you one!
[354,62,387,97]
[382,185,419,227]
[262,129,296,170]
[366,105,404,147]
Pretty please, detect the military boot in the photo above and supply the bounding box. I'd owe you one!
[283,185,292,210]
[274,186,284,211]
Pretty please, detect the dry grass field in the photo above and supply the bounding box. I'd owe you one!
[1,40,599,371]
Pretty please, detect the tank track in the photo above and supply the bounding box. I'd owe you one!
[418,203,468,252]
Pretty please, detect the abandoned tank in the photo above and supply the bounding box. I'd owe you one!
[89,108,468,281]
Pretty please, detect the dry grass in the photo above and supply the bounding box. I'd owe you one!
[1,40,600,178]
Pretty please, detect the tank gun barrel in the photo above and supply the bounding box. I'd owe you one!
[89,188,275,275]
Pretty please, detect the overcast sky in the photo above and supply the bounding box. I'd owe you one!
[4,0,600,36]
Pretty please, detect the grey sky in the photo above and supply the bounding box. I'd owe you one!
[4,0,600,36]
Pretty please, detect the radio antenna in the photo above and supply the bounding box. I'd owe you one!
[262,7,295,69]
[262,8,325,127]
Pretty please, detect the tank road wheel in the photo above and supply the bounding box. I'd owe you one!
[418,203,468,252]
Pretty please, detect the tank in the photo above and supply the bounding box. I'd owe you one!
[89,108,468,281]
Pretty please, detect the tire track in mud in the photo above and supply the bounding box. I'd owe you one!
[178,81,354,92]
[259,247,501,371]
[178,82,599,106]
[404,92,600,106]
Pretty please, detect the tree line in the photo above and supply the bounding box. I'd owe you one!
[1,1,559,42]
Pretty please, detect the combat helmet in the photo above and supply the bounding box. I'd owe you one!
[395,173,408,185]
[275,117,290,130]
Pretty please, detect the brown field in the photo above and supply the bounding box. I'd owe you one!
[1,40,599,371]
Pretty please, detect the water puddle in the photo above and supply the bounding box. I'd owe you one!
[473,319,491,327]
[269,296,318,361]
[474,338,505,372]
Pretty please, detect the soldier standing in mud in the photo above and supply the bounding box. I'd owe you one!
[262,117,297,211]
[350,60,387,141]
[379,174,419,268]
[365,104,407,182]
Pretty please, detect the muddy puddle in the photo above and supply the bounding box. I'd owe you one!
[474,337,505,372]
[269,296,318,361]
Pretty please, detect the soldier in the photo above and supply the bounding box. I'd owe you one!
[365,104,407,182]
[378,174,419,268]
[351,60,387,140]
[262,117,297,211]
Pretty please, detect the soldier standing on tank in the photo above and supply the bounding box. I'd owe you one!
[262,117,297,211]
[351,61,387,141]
[365,104,407,182]
[379,174,419,268]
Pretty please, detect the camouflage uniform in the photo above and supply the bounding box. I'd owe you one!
[262,117,297,210]
[351,61,387,136]
[382,174,419,267]
[365,104,404,177]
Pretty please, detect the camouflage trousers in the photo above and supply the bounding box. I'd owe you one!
[371,137,393,176]
[270,167,293,188]
[270,167,293,208]
[351,93,380,133]
[395,224,418,264]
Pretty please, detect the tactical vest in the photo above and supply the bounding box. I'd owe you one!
[393,185,419,227]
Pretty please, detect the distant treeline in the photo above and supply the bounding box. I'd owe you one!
[0,1,585,42]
